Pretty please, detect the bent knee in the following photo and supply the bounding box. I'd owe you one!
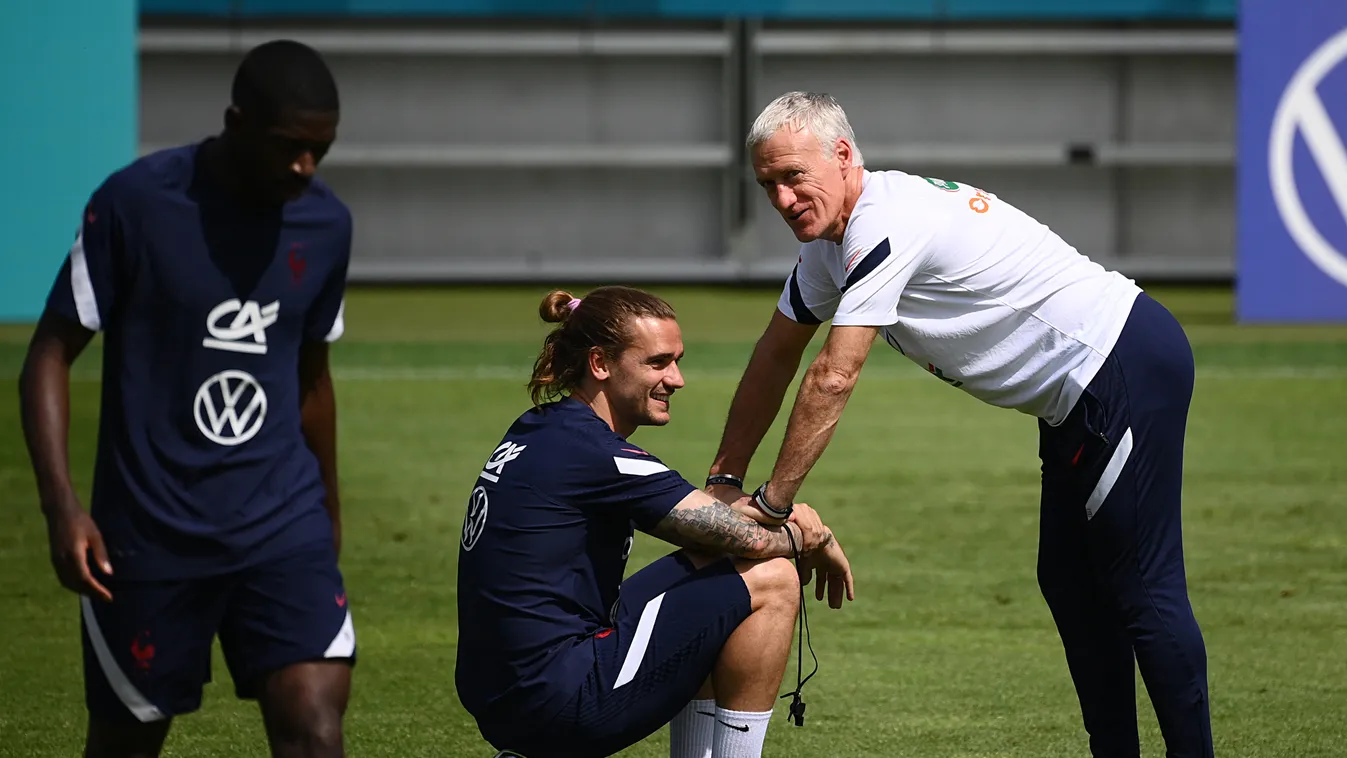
[736,556,800,610]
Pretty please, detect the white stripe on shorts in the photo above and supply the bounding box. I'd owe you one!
[80,596,166,722]
[613,591,666,689]
[323,610,356,658]
[1086,427,1134,520]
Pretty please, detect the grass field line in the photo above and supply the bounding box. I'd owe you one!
[63,365,1347,382]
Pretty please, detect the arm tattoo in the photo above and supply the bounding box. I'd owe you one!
[648,498,809,560]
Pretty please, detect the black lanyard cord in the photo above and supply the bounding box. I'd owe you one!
[780,526,820,726]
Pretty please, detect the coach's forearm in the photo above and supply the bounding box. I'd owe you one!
[20,355,80,514]
[764,364,859,507]
[710,338,807,479]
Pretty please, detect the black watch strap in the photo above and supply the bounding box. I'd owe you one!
[705,474,744,489]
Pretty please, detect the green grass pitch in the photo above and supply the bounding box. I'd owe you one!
[1,285,1345,757]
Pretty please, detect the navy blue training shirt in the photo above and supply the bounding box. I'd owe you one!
[455,396,697,727]
[43,141,351,581]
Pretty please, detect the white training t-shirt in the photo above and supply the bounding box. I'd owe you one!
[776,169,1142,426]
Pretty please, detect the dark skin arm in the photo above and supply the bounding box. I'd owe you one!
[19,312,112,601]
[299,340,341,557]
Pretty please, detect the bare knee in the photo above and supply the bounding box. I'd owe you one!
[736,556,800,612]
[264,698,344,758]
[260,663,350,758]
[85,717,172,758]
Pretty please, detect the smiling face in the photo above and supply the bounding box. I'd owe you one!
[751,125,859,244]
[593,316,685,436]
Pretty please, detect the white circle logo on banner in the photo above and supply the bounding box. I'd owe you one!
[1269,26,1347,288]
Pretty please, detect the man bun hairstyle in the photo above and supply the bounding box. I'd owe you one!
[538,290,581,324]
[528,286,677,407]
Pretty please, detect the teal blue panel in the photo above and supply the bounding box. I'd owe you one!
[0,1,137,322]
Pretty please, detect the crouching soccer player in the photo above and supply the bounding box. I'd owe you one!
[19,40,354,757]
[455,286,855,758]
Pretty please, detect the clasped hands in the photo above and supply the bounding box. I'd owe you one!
[706,483,855,609]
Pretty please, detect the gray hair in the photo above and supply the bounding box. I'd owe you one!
[745,91,864,166]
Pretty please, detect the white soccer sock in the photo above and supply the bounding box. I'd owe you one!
[711,706,773,758]
[669,698,715,758]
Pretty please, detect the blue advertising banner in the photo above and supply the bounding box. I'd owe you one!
[1238,0,1347,322]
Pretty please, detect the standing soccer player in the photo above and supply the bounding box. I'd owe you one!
[706,91,1213,757]
[19,40,355,758]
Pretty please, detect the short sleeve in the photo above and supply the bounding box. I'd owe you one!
[304,208,352,343]
[830,225,933,328]
[577,439,697,529]
[45,182,126,332]
[776,243,840,325]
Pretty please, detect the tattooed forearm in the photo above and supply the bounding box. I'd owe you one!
[648,498,827,559]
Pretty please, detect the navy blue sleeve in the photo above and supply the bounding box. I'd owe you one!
[44,179,126,332]
[575,437,697,530]
[304,206,351,343]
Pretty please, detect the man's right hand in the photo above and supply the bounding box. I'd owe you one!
[44,500,113,602]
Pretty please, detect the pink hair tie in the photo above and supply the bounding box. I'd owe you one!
[567,298,582,311]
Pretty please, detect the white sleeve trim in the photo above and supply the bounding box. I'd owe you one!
[324,298,345,342]
[69,231,102,331]
[614,457,669,476]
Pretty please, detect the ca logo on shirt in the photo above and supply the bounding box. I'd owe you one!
[194,299,278,446]
[480,441,527,483]
[203,299,280,355]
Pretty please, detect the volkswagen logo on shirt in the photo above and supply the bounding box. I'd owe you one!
[194,369,267,446]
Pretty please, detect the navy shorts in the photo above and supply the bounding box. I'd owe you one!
[80,541,356,723]
[489,552,753,758]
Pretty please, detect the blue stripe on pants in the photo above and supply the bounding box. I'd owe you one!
[1037,292,1213,758]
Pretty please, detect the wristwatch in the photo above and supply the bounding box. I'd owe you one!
[752,482,792,520]
[705,474,744,490]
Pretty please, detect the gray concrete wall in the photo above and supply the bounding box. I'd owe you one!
[139,23,1236,281]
